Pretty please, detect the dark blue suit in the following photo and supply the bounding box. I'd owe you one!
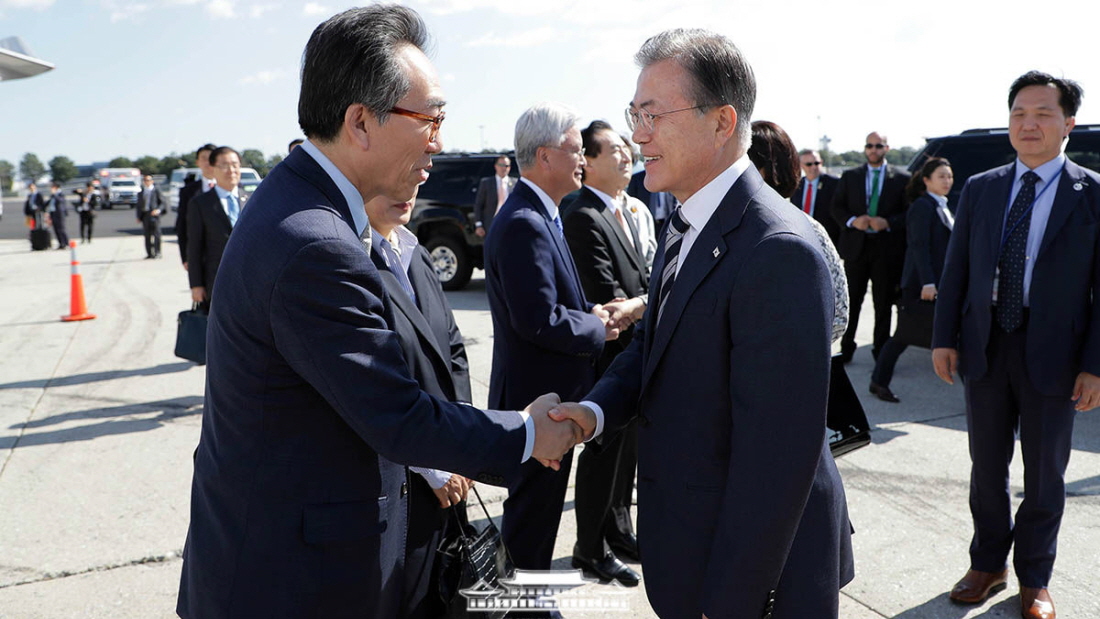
[933,159,1100,586]
[176,147,528,619]
[587,166,854,619]
[484,179,605,569]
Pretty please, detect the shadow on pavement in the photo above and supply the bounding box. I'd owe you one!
[0,362,196,390]
[891,593,1018,618]
[0,395,202,449]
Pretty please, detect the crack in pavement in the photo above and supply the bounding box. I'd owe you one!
[0,551,182,590]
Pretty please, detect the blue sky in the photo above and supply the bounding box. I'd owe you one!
[1,0,1097,169]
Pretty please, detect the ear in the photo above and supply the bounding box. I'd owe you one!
[1065,115,1077,137]
[713,104,738,145]
[537,146,553,171]
[344,103,373,151]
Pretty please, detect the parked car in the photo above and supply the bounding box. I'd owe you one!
[408,153,518,290]
[167,167,200,211]
[907,124,1100,206]
[239,167,262,194]
[96,167,141,208]
[107,177,140,208]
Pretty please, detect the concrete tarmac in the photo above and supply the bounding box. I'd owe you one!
[0,234,1097,618]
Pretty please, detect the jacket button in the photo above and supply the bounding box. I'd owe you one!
[400,482,408,498]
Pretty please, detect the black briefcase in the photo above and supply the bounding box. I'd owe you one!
[895,299,935,349]
[174,305,207,365]
[827,356,871,457]
[437,487,514,619]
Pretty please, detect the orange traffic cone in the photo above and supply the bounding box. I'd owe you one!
[61,240,96,322]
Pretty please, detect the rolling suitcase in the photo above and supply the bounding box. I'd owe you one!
[30,228,51,251]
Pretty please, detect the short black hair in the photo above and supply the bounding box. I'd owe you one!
[298,4,430,142]
[581,120,616,159]
[1009,71,1083,117]
[747,120,799,199]
[196,143,216,158]
[288,138,304,152]
[209,146,240,166]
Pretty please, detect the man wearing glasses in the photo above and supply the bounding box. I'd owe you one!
[186,146,246,312]
[177,7,591,619]
[793,149,840,244]
[474,154,516,237]
[831,132,911,363]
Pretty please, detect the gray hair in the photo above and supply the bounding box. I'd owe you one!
[514,102,580,170]
[298,4,430,141]
[635,28,756,145]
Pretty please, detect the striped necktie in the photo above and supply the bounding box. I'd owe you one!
[655,207,690,323]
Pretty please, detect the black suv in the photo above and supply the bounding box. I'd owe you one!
[408,153,518,290]
[908,124,1100,205]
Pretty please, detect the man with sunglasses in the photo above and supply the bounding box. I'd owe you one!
[474,154,516,237]
[793,149,840,244]
[176,8,591,618]
[831,132,911,363]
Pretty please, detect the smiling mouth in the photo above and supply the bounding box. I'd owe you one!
[643,156,660,164]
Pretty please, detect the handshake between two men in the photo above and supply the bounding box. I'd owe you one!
[591,296,648,342]
[524,393,603,470]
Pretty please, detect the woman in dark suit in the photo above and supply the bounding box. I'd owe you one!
[869,157,954,401]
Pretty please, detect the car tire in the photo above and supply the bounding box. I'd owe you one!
[426,235,472,291]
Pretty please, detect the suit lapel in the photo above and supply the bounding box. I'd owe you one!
[623,204,645,269]
[516,181,588,305]
[642,167,761,384]
[1038,160,1087,259]
[594,194,643,273]
[370,246,450,370]
[985,164,1015,266]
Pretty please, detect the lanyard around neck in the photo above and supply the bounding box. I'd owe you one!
[999,163,1063,255]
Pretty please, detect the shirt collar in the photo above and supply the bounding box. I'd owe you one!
[679,155,751,231]
[370,226,419,269]
[213,185,238,200]
[585,185,622,213]
[929,192,949,208]
[299,139,368,238]
[867,162,887,172]
[1015,153,1065,184]
[519,177,559,221]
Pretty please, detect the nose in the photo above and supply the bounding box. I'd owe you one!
[428,133,443,154]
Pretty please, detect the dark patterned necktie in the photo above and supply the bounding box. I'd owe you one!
[379,238,416,305]
[656,207,690,324]
[996,170,1040,332]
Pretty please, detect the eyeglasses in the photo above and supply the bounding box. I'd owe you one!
[548,145,586,159]
[215,163,241,171]
[625,105,706,132]
[803,161,822,167]
[495,162,511,168]
[390,106,445,143]
[865,143,886,149]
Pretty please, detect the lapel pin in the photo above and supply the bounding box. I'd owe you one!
[712,247,720,258]
[1074,182,1084,191]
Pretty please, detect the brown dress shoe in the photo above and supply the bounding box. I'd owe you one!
[949,568,1008,604]
[1020,587,1055,619]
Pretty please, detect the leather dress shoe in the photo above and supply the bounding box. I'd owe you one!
[1020,587,1055,619]
[606,532,640,562]
[571,552,640,587]
[949,568,1008,604]
[869,382,900,403]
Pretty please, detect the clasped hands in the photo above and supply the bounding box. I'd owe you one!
[525,393,598,470]
[852,214,889,232]
[592,296,647,341]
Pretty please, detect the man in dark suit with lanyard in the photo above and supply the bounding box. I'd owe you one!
[484,103,619,584]
[793,148,840,244]
[831,132,910,362]
[933,71,1100,619]
[563,120,648,587]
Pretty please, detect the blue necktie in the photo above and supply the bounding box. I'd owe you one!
[380,238,417,305]
[552,215,564,239]
[996,171,1039,332]
[226,194,239,226]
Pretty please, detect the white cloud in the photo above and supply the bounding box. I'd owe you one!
[248,2,276,18]
[0,0,54,8]
[302,2,327,17]
[465,27,560,49]
[240,68,289,85]
[205,0,234,18]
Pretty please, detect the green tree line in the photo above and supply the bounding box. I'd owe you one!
[1,149,286,191]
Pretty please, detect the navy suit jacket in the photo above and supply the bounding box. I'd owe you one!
[792,174,840,244]
[185,188,241,291]
[483,179,605,409]
[587,166,853,619]
[933,159,1100,396]
[831,163,910,263]
[177,147,527,619]
[901,193,952,295]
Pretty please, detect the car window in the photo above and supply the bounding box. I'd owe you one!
[239,170,260,182]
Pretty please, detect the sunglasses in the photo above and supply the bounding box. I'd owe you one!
[865,143,886,149]
[803,161,822,166]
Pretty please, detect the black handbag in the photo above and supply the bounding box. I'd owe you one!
[174,305,208,365]
[827,356,871,457]
[437,487,514,619]
[894,299,936,349]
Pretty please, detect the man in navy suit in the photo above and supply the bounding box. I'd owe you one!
[484,103,618,578]
[176,8,589,618]
[176,143,216,269]
[792,149,840,244]
[186,146,246,312]
[933,71,1100,619]
[553,29,853,619]
[473,154,515,237]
